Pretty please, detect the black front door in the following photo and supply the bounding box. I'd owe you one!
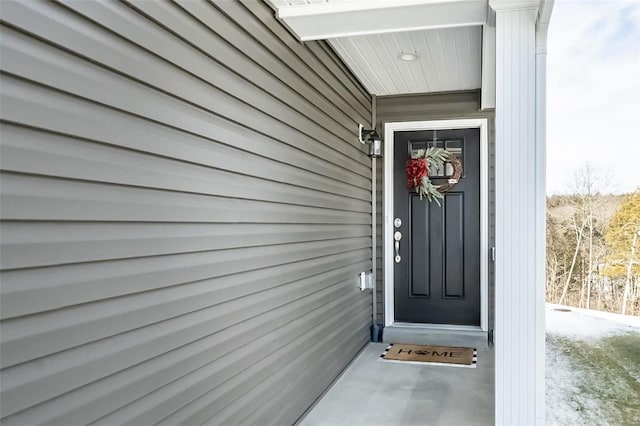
[393,128,480,325]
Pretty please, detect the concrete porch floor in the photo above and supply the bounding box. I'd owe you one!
[299,343,494,426]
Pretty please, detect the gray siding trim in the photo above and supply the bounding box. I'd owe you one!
[375,91,495,328]
[0,0,372,424]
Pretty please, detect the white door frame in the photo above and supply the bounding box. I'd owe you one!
[383,118,489,331]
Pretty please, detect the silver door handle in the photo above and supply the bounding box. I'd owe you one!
[394,231,402,263]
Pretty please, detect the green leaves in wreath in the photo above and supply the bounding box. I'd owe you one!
[418,176,445,206]
[424,147,449,169]
[408,147,448,206]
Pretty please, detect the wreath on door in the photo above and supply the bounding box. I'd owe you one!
[406,148,462,206]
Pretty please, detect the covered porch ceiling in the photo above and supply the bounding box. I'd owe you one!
[267,0,492,97]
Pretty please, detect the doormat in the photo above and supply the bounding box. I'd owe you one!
[380,344,477,368]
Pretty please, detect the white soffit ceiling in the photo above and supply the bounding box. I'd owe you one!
[270,0,336,5]
[267,0,486,95]
[329,27,482,95]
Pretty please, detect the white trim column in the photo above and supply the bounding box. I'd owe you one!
[490,1,544,425]
[534,14,550,425]
[481,24,496,110]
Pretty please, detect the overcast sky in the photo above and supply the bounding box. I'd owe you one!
[547,0,640,194]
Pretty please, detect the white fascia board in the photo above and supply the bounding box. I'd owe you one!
[489,0,539,12]
[276,0,488,41]
[481,24,496,110]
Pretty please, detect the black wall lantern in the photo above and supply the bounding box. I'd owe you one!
[358,124,383,158]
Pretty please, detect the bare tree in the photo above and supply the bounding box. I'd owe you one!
[552,164,617,309]
[558,215,585,306]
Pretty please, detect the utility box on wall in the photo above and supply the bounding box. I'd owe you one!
[359,271,375,291]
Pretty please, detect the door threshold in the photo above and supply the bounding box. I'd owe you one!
[383,323,489,349]
[390,322,482,331]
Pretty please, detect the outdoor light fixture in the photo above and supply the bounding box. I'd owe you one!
[358,124,383,158]
[398,51,418,62]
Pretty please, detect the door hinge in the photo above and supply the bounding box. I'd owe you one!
[491,247,496,262]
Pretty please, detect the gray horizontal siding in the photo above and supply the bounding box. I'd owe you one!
[0,0,372,424]
[375,91,494,327]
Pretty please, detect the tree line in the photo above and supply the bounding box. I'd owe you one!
[546,167,639,315]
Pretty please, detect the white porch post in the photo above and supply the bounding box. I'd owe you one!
[491,1,545,425]
[534,14,550,426]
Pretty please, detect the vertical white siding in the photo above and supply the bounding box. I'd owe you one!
[535,21,549,425]
[493,5,544,425]
[0,0,372,424]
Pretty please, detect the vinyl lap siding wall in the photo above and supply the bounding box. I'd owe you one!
[375,91,495,328]
[0,1,372,424]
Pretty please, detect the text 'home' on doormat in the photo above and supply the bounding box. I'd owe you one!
[380,344,477,368]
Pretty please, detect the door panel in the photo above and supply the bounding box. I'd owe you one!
[410,197,430,297]
[393,128,480,325]
[445,192,464,298]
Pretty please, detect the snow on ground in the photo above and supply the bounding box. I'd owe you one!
[546,303,640,339]
[546,304,640,425]
[546,336,597,426]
